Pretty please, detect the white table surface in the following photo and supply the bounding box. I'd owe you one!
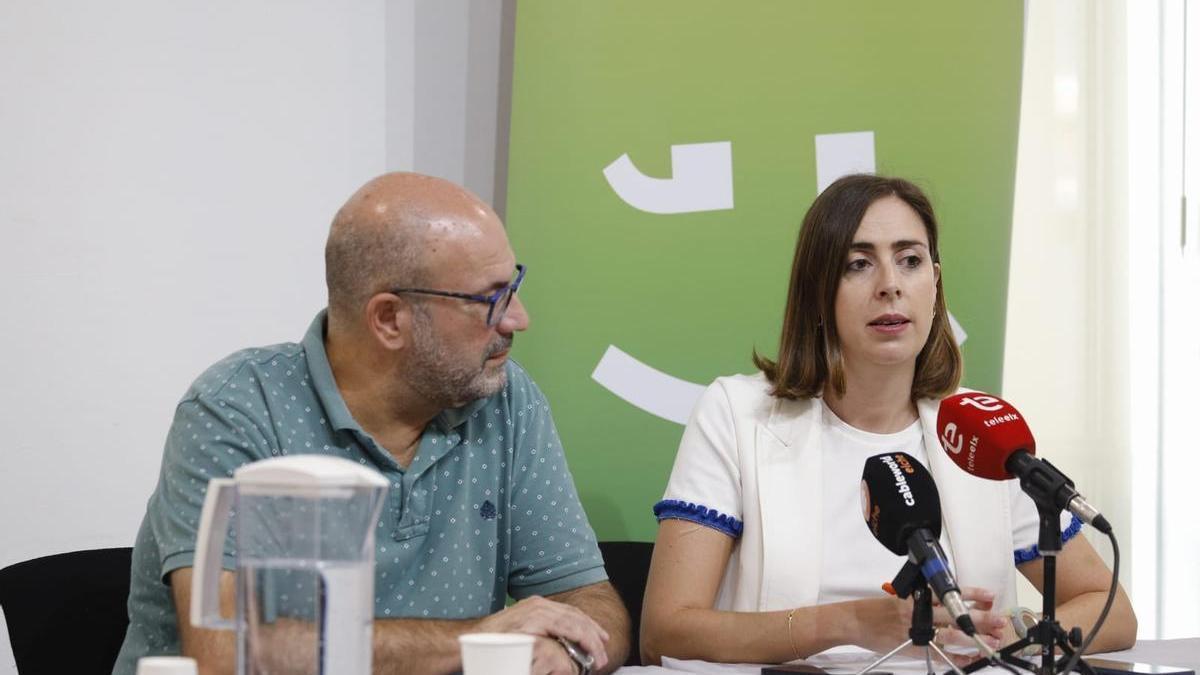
[617,639,1200,674]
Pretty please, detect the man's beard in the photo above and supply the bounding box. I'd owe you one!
[408,311,511,408]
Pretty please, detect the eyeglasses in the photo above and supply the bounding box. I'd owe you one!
[390,264,526,327]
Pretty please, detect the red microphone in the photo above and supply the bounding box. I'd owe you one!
[935,393,1035,480]
[937,392,1111,535]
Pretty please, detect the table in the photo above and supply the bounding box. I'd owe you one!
[617,639,1200,674]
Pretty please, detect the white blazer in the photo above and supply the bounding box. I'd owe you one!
[660,373,1019,613]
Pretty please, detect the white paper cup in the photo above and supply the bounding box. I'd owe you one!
[135,656,198,675]
[459,633,536,675]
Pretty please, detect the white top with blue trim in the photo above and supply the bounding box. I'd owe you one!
[812,400,1075,604]
[653,373,1081,613]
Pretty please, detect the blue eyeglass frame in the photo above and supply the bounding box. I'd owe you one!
[390,264,526,327]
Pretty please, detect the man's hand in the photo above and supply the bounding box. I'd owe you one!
[173,567,625,674]
[531,636,581,675]
[475,596,609,672]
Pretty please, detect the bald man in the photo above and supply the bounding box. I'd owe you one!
[114,173,630,674]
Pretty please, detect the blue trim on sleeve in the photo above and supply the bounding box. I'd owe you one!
[653,499,743,538]
[1013,514,1085,565]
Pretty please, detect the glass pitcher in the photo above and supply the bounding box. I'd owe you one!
[190,455,387,675]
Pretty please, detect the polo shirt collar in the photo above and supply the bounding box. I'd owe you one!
[302,310,494,435]
[302,310,364,434]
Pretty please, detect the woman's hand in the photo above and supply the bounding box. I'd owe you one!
[932,586,1008,646]
[928,587,1009,664]
[852,586,1007,666]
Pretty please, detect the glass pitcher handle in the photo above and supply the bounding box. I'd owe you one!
[190,478,236,630]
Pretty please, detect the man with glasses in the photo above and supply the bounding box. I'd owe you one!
[114,173,629,675]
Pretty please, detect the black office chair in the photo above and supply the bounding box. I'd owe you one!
[0,547,133,674]
[597,540,653,666]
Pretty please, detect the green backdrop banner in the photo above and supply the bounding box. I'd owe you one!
[506,1,1023,542]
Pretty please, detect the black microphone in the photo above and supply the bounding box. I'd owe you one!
[861,452,977,637]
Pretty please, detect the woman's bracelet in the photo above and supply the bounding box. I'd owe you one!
[786,607,801,661]
[1009,606,1042,657]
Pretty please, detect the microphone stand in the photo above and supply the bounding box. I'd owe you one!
[958,502,1094,675]
[854,562,966,675]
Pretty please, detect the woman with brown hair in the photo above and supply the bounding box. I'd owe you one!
[639,174,1135,666]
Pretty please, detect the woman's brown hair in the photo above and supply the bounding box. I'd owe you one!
[753,174,962,400]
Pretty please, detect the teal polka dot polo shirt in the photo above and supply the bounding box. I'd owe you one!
[113,311,607,673]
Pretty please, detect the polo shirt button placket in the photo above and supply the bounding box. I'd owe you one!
[389,429,464,542]
[389,472,408,542]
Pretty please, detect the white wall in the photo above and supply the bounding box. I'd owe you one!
[410,0,513,211]
[0,2,510,670]
[0,0,390,559]
[0,0,389,562]
[1004,0,1134,610]
[1129,0,1200,638]
[1008,0,1200,638]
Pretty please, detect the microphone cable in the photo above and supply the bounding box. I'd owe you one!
[951,533,1121,675]
[1057,530,1121,675]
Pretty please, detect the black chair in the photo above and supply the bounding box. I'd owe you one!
[0,547,133,674]
[598,540,653,666]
